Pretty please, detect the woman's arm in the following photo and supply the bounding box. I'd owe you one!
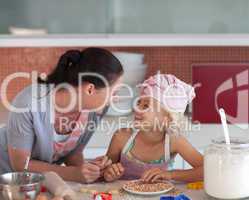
[64,107,110,167]
[64,144,85,166]
[6,110,97,183]
[64,143,112,179]
[8,146,100,183]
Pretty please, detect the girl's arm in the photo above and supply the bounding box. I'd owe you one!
[170,135,203,182]
[142,135,203,183]
[106,128,131,163]
[103,128,131,182]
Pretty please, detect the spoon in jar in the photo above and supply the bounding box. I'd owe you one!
[219,108,231,150]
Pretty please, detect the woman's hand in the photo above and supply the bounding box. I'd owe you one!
[77,162,101,183]
[141,168,172,183]
[103,163,125,182]
[91,156,112,170]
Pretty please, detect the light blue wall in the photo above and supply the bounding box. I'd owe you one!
[0,0,109,34]
[113,0,249,33]
[0,0,248,34]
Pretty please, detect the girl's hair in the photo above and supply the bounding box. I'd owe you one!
[38,48,124,88]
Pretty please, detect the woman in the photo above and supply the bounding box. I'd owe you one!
[0,48,124,183]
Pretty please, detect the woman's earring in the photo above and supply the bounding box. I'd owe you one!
[68,61,73,67]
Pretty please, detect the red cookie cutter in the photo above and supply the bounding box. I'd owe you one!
[93,192,112,200]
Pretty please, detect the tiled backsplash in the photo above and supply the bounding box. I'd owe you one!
[1,47,249,101]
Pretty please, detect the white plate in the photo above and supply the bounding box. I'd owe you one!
[122,180,174,196]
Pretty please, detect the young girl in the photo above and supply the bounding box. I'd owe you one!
[103,74,203,183]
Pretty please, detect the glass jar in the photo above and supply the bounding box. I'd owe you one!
[204,137,249,199]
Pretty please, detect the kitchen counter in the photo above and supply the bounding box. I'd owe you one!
[46,181,208,200]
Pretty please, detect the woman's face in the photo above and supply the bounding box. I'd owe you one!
[78,76,123,112]
[133,97,172,131]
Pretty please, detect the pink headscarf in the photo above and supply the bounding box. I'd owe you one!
[137,74,196,113]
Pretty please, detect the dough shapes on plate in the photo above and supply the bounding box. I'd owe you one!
[123,180,174,193]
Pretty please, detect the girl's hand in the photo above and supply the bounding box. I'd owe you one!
[141,168,172,183]
[77,162,101,183]
[103,163,125,182]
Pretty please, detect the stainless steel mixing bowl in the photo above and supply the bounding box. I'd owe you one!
[0,172,44,200]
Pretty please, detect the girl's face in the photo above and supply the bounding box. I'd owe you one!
[133,97,172,132]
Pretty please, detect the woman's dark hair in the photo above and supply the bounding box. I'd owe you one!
[38,48,124,88]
